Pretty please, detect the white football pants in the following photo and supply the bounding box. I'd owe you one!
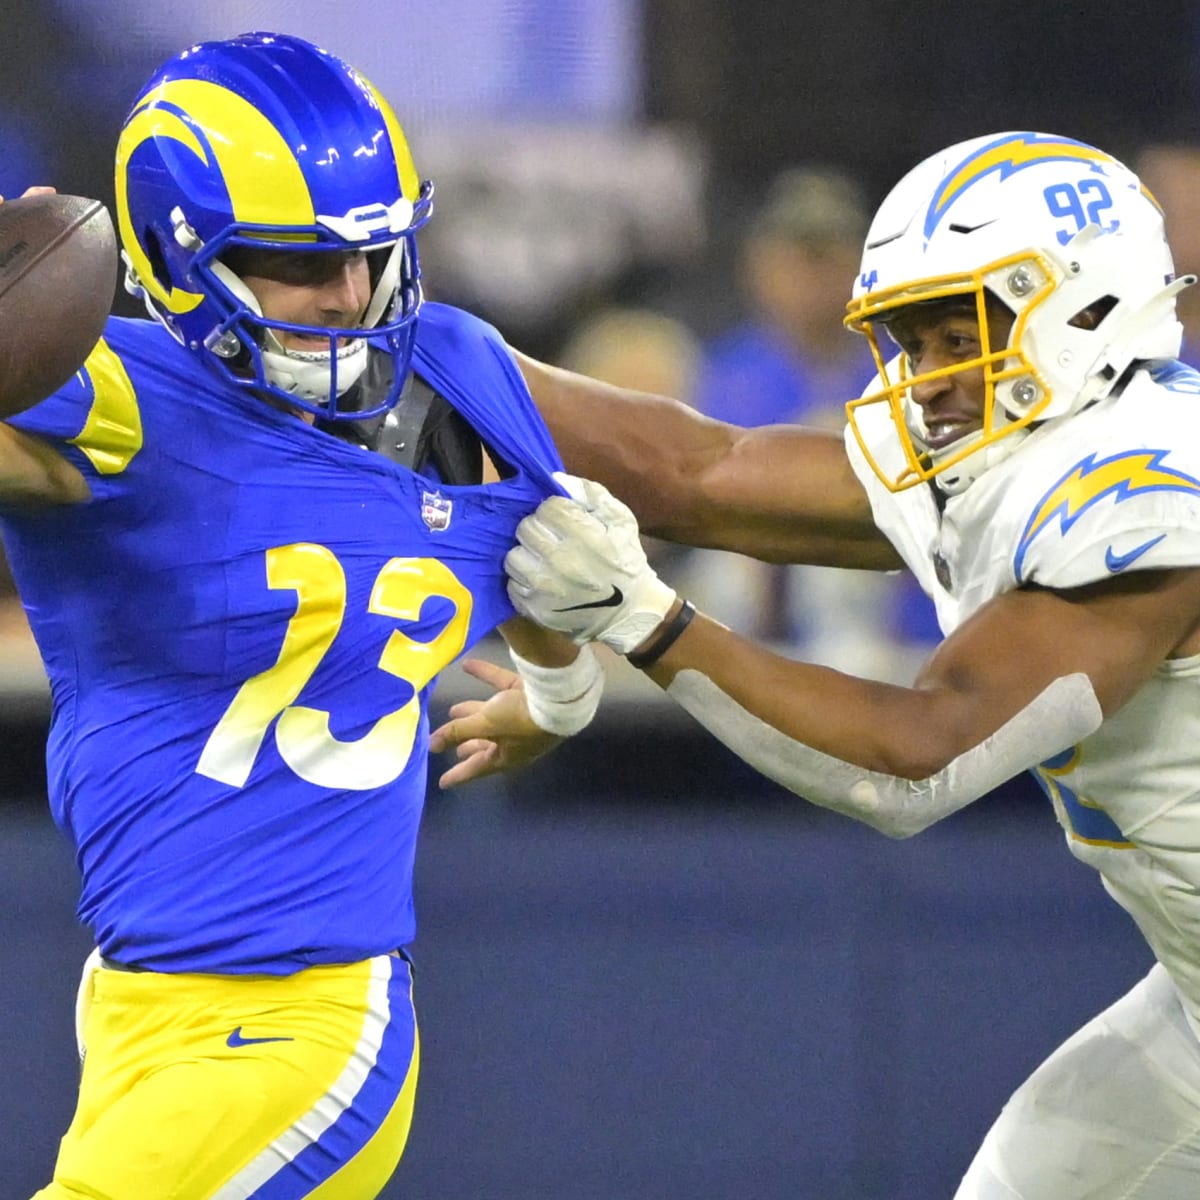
[956,963,1200,1198]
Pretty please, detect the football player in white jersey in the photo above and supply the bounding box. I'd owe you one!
[437,132,1200,1197]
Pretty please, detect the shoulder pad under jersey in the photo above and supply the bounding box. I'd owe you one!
[1014,368,1200,587]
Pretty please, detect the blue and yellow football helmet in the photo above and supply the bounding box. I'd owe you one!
[115,31,432,420]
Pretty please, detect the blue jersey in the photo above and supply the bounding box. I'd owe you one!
[0,303,562,973]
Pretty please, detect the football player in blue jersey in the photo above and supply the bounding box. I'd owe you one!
[440,134,1200,1196]
[0,31,597,1200]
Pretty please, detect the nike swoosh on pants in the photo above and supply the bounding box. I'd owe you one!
[226,1026,296,1047]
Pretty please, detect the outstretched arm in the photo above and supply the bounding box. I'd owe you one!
[636,572,1199,836]
[496,480,1200,835]
[514,351,901,570]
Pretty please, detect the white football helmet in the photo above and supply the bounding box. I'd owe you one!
[844,131,1192,494]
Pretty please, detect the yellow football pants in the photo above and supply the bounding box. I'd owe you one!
[32,953,418,1199]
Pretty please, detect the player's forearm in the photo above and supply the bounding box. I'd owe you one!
[498,616,580,667]
[683,422,903,568]
[643,614,1102,837]
[646,612,949,776]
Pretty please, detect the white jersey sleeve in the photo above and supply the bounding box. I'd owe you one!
[1013,368,1200,589]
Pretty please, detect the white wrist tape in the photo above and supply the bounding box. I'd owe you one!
[509,644,605,737]
[667,670,1104,838]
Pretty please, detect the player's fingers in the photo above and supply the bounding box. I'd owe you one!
[459,658,520,691]
[428,716,464,752]
[21,186,56,197]
[429,711,494,751]
[438,758,473,789]
[520,498,605,552]
[438,744,500,789]
[551,470,588,503]
[504,545,537,592]
[514,511,562,557]
[574,475,622,516]
[454,738,495,761]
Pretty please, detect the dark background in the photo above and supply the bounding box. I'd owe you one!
[5,2,1198,354]
[0,2,1186,1197]
[647,2,1200,197]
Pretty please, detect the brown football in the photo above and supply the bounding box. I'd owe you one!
[0,193,118,418]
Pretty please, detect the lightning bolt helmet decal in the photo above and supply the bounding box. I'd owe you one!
[924,133,1117,243]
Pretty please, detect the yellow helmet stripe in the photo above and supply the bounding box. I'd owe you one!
[139,78,316,228]
[114,102,207,314]
[115,79,319,312]
[358,74,421,202]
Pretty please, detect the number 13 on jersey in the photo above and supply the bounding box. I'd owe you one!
[197,543,473,791]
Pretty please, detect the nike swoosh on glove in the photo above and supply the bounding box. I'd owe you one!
[505,475,677,654]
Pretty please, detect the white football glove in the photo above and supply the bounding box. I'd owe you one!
[506,474,677,654]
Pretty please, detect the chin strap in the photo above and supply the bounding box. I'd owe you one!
[260,338,369,402]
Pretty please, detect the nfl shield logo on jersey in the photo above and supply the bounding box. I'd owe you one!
[420,490,453,532]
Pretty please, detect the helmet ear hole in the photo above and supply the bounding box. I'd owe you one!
[143,228,171,290]
[1068,295,1118,331]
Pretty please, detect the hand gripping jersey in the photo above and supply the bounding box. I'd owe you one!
[846,361,1200,1028]
[0,303,562,974]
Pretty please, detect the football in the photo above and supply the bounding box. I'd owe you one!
[0,192,117,418]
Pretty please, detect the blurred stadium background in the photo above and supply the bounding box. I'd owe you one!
[0,1,1193,1195]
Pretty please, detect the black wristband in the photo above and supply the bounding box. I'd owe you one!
[626,600,696,670]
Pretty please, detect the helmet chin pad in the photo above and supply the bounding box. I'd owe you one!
[262,338,370,403]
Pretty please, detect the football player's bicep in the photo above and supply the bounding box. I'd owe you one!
[914,568,1200,739]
